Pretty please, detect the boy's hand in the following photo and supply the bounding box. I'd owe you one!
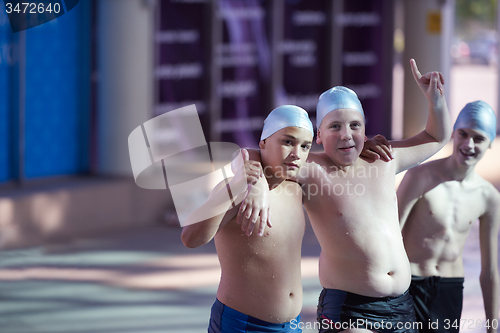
[237,177,272,236]
[360,134,393,162]
[231,149,263,186]
[410,58,445,107]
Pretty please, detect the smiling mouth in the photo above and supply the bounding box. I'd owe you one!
[459,149,475,157]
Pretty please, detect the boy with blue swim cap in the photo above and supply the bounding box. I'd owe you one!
[399,100,500,333]
[182,105,314,332]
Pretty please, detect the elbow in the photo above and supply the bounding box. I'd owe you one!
[181,230,201,249]
[480,269,500,286]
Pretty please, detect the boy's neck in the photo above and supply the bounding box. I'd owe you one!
[261,165,286,189]
[443,155,476,181]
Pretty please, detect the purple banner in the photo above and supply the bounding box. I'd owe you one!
[279,0,330,128]
[338,0,393,137]
[155,0,210,140]
[215,0,272,147]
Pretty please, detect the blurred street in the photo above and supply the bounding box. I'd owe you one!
[1,63,500,333]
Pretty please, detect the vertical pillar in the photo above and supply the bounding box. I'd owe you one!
[403,0,454,138]
[97,0,155,175]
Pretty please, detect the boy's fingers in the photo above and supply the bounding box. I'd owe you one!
[410,58,421,81]
[258,210,268,236]
[373,134,390,146]
[267,207,272,228]
[242,148,249,162]
[241,207,252,231]
[246,217,257,236]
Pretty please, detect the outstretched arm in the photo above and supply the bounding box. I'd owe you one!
[391,59,452,173]
[479,191,500,333]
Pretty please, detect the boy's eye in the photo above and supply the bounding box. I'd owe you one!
[283,140,292,145]
[302,144,311,150]
[474,137,485,143]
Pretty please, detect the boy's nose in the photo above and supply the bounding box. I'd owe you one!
[341,129,352,140]
[466,137,474,148]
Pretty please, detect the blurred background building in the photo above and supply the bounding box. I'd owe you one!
[0,0,499,247]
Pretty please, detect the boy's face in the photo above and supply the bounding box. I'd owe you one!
[452,127,491,167]
[316,108,366,167]
[259,126,313,180]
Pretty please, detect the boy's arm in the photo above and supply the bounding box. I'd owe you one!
[181,168,247,248]
[479,190,500,333]
[390,59,452,174]
[396,167,424,230]
[233,148,272,236]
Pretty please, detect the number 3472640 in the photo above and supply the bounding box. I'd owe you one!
[5,2,61,14]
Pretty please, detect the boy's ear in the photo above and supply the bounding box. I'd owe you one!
[259,140,266,150]
[316,129,322,145]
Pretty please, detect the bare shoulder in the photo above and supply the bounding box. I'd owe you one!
[299,152,329,181]
[306,151,328,165]
[402,158,440,182]
[480,177,500,206]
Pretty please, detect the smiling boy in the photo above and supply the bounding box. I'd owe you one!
[398,101,500,333]
[181,105,313,332]
[239,59,452,332]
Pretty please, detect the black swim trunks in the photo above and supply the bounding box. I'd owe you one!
[317,288,418,333]
[409,275,464,333]
[208,298,302,332]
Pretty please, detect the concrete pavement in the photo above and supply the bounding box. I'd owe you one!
[0,212,492,333]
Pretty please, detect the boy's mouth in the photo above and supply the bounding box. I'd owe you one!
[459,148,475,157]
[284,163,299,169]
[339,145,355,152]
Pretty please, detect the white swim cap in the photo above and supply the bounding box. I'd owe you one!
[454,100,497,142]
[316,86,364,129]
[260,105,314,141]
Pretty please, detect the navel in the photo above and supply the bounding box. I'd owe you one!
[337,211,343,218]
[387,271,394,276]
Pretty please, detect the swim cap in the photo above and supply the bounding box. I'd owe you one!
[454,100,497,142]
[316,86,364,129]
[260,105,314,141]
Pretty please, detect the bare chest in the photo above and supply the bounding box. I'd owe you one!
[418,182,486,233]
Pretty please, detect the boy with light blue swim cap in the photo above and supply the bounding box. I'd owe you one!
[454,100,497,144]
[398,100,499,333]
[261,104,314,141]
[316,86,364,129]
[182,104,314,333]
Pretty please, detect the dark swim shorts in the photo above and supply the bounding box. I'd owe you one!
[409,275,464,333]
[208,298,302,332]
[317,288,418,333]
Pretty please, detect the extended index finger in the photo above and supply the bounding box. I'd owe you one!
[410,58,422,82]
